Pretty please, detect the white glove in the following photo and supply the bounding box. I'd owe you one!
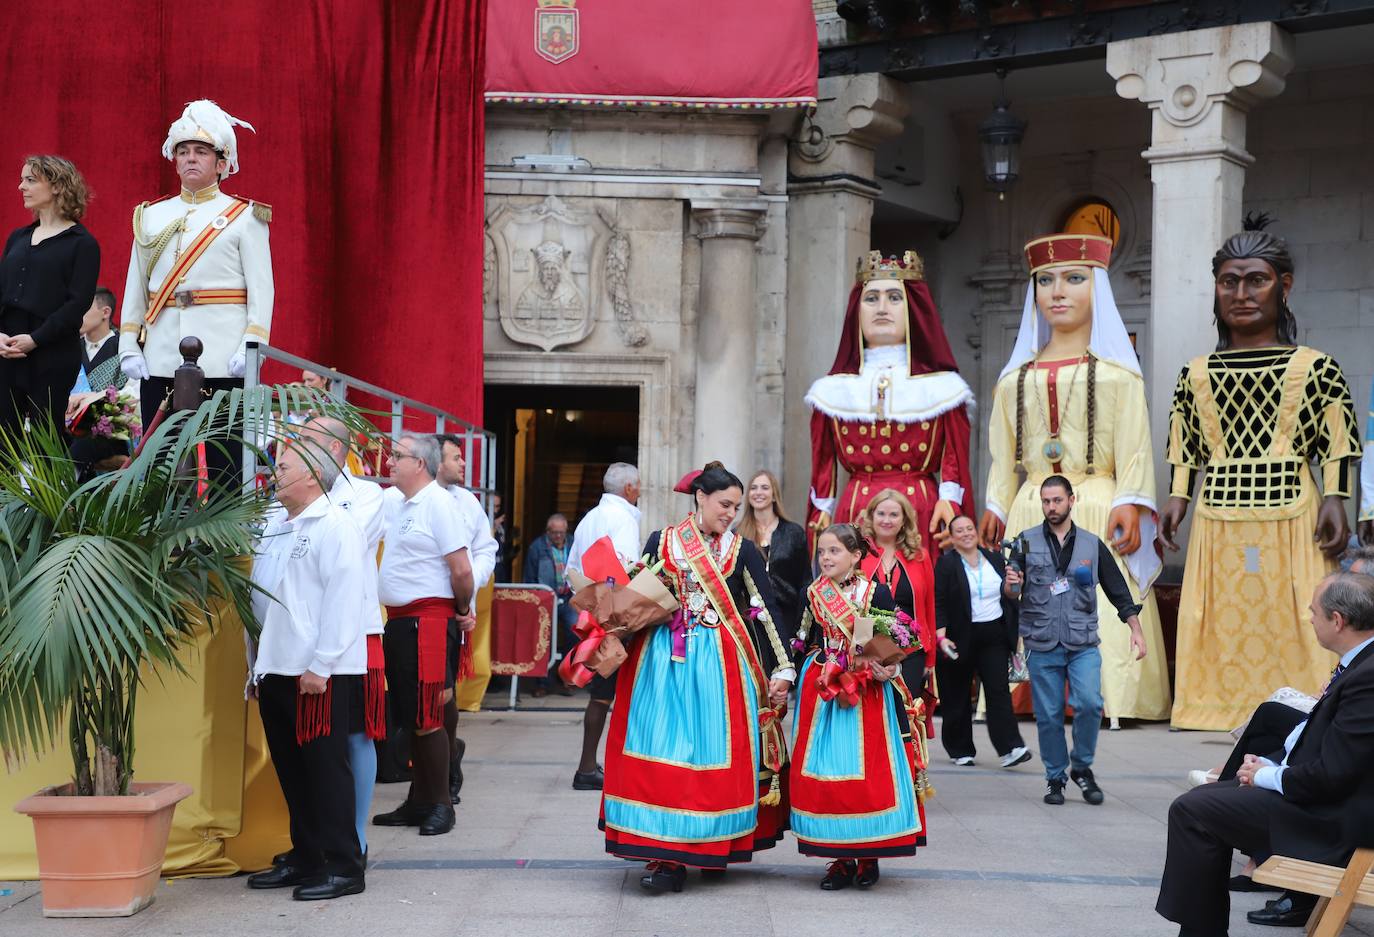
[120,351,151,381]
[227,352,246,379]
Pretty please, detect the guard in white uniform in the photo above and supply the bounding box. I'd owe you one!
[374,433,474,837]
[293,417,386,858]
[117,100,273,467]
[245,445,367,901]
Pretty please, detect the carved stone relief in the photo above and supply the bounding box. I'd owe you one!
[486,194,647,351]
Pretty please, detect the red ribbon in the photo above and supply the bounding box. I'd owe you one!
[295,677,333,745]
[558,610,607,688]
[814,660,871,708]
[364,634,386,741]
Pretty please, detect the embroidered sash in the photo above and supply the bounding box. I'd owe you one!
[670,517,787,776]
[143,198,250,328]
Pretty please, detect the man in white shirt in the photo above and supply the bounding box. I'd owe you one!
[566,462,642,791]
[294,417,386,858]
[245,445,368,901]
[373,433,474,837]
[433,433,498,802]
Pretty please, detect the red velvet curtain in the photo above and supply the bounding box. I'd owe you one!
[0,0,486,424]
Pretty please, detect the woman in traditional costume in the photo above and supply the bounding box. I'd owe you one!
[1163,226,1359,730]
[857,488,937,709]
[601,463,794,893]
[806,251,975,558]
[789,524,928,891]
[979,234,1171,723]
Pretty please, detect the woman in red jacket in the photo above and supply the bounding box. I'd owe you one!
[858,489,937,701]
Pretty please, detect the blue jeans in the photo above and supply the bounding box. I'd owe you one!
[1026,644,1102,782]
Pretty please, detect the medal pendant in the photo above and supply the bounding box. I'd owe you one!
[703,609,719,625]
[1042,438,1065,462]
[687,591,708,613]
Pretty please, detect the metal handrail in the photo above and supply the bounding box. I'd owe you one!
[241,341,497,507]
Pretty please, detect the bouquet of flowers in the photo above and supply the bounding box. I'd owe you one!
[855,607,922,666]
[67,386,141,440]
[558,536,680,686]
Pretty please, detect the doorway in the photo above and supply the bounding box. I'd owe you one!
[484,383,640,577]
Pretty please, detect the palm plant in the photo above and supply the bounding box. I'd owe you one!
[0,386,377,796]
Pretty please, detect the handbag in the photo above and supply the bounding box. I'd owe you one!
[1008,639,1030,684]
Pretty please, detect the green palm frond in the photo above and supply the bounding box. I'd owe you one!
[0,384,380,793]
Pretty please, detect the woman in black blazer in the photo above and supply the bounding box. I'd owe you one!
[0,155,99,439]
[934,515,1029,767]
[738,470,810,636]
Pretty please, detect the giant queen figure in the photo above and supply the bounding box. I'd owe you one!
[805,251,975,558]
[979,234,1172,722]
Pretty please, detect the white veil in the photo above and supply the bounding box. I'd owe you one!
[998,267,1140,381]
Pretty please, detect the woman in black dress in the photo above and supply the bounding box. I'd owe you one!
[737,469,810,637]
[0,155,99,438]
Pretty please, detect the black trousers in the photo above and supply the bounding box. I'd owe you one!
[1219,701,1306,781]
[1157,779,1278,934]
[258,674,364,877]
[0,378,68,441]
[936,617,1025,759]
[139,375,244,490]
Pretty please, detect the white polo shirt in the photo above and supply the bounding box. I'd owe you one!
[251,493,368,678]
[330,470,386,635]
[379,480,470,606]
[567,492,643,574]
[446,484,498,588]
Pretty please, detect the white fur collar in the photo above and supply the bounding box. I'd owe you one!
[805,353,975,422]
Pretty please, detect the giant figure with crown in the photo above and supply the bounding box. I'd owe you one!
[805,251,976,557]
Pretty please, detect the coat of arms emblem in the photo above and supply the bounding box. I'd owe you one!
[535,0,579,65]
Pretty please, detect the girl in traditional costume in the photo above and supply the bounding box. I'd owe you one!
[806,251,975,558]
[601,463,794,893]
[1163,227,1359,730]
[979,234,1172,723]
[789,524,929,891]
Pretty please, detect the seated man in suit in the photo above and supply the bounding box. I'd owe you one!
[1157,570,1374,937]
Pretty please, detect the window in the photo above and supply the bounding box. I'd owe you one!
[1060,198,1121,247]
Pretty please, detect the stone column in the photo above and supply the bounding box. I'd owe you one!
[1107,23,1296,516]
[782,74,908,519]
[690,200,767,477]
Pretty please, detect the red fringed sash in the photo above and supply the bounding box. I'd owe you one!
[295,678,333,745]
[364,634,387,741]
[386,597,455,731]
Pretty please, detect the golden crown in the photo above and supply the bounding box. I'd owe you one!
[855,250,925,284]
[536,0,576,6]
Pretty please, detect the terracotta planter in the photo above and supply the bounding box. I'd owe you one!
[13,781,193,917]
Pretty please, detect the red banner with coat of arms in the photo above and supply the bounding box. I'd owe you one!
[487,0,817,108]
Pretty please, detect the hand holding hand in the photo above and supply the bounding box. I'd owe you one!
[298,670,328,695]
[1236,754,1263,787]
[0,334,35,358]
[868,661,899,683]
[767,677,792,708]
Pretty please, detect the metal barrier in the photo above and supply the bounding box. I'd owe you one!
[241,341,496,505]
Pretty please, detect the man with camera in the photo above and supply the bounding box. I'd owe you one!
[1004,475,1147,806]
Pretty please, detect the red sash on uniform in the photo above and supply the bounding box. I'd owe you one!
[364,634,386,741]
[386,597,455,731]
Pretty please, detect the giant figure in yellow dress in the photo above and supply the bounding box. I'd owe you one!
[979,234,1171,722]
[1162,226,1359,730]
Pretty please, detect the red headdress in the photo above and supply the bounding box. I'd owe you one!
[827,250,961,378]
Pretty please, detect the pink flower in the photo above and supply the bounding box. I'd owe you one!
[105,385,118,402]
[896,609,913,626]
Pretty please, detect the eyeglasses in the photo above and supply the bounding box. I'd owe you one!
[389,451,420,463]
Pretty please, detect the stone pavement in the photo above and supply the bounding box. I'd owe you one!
[5,697,1374,937]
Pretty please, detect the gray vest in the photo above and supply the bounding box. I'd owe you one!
[1018,524,1102,652]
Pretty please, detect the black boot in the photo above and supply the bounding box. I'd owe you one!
[639,861,687,893]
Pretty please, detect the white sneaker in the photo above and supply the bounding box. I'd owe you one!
[951,756,975,767]
[1186,769,1219,788]
[1000,746,1032,768]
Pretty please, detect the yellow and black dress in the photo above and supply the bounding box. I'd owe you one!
[1168,346,1359,730]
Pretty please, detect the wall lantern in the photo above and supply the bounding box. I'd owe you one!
[978,68,1026,201]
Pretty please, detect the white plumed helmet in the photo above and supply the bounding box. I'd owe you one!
[162,100,256,178]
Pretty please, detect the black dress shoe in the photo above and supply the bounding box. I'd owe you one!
[372,801,426,827]
[1246,892,1317,927]
[247,864,321,889]
[855,859,880,888]
[1070,767,1105,805]
[820,859,856,891]
[418,803,456,836]
[293,874,365,901]
[271,851,291,867]
[640,861,687,893]
[450,738,466,805]
[1229,873,1282,893]
[572,766,604,790]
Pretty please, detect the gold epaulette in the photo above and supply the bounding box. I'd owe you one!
[250,201,272,223]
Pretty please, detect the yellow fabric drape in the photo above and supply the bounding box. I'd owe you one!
[985,358,1172,721]
[1,600,285,879]
[455,580,495,711]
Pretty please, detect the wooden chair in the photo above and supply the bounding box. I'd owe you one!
[1253,848,1374,936]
